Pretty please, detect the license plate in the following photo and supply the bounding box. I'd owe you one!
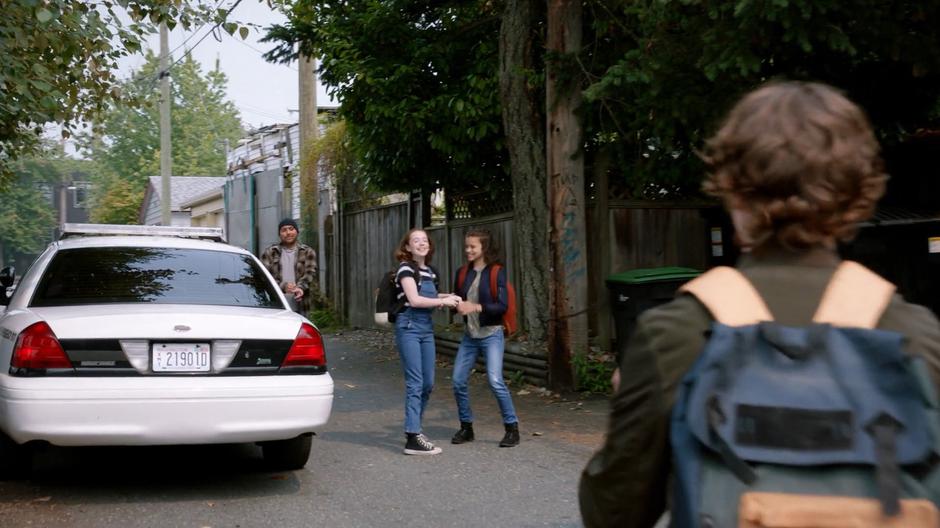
[152,343,211,372]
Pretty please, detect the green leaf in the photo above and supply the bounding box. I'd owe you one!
[35,8,53,23]
[239,26,249,40]
[29,79,52,91]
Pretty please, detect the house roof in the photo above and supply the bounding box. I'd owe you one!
[179,185,224,209]
[146,176,226,211]
[138,176,226,223]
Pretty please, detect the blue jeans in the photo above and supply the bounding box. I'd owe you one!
[451,328,518,425]
[395,308,436,434]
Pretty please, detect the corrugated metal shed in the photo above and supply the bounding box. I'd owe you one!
[226,117,337,220]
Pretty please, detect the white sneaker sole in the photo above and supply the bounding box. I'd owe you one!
[403,446,442,455]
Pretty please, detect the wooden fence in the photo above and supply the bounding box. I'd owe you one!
[587,201,713,349]
[341,199,410,329]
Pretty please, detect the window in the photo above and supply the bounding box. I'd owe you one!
[71,182,90,208]
[31,247,283,308]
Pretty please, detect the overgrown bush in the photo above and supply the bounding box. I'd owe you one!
[572,352,615,394]
[309,307,342,333]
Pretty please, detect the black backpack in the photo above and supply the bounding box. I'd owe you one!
[373,262,419,327]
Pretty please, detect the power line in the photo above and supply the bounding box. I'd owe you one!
[228,35,299,72]
[236,104,293,123]
[123,0,244,95]
[166,0,228,59]
[161,0,246,77]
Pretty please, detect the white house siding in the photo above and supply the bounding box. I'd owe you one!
[170,212,190,226]
[143,192,162,225]
[188,197,224,229]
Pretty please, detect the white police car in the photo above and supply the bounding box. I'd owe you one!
[0,224,333,476]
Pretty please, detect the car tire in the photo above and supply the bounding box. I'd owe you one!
[261,434,312,471]
[0,432,30,480]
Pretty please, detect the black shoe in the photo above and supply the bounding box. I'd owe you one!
[451,422,475,444]
[404,433,442,455]
[499,422,520,448]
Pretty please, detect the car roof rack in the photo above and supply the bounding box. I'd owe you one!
[60,223,225,242]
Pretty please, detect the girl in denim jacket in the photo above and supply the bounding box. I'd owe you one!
[450,228,520,448]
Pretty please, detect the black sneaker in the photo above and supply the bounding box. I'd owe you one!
[499,422,520,448]
[404,433,442,455]
[451,422,475,444]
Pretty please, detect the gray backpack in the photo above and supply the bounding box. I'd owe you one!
[671,262,940,527]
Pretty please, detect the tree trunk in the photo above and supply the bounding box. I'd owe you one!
[546,0,586,389]
[499,0,550,346]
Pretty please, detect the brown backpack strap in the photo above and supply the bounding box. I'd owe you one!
[812,261,895,329]
[678,266,773,326]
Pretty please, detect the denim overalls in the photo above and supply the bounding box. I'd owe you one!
[394,269,438,434]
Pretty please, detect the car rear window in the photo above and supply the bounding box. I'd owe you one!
[31,247,283,308]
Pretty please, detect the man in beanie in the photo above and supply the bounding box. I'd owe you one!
[261,218,317,314]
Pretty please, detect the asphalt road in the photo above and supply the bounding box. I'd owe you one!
[0,330,609,528]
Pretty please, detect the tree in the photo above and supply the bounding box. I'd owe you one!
[546,0,588,387]
[83,52,244,224]
[499,0,550,345]
[266,0,556,340]
[306,119,359,200]
[264,0,506,194]
[0,0,249,187]
[0,148,86,265]
[582,0,940,198]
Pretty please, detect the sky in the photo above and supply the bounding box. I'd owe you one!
[120,0,335,130]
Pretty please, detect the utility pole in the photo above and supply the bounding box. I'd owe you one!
[159,22,172,226]
[299,53,319,259]
[546,0,587,389]
[59,182,68,227]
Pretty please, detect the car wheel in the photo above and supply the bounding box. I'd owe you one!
[261,434,312,471]
[0,432,30,480]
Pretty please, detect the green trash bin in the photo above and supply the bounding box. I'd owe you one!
[606,267,701,361]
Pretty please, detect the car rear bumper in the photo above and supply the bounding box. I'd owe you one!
[0,373,334,446]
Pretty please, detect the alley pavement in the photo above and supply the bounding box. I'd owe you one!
[331,328,610,450]
[0,328,611,528]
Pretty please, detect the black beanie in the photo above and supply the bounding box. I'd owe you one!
[278,218,299,231]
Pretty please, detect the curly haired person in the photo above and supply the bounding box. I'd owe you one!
[579,81,940,527]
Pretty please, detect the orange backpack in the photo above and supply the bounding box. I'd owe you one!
[456,264,518,335]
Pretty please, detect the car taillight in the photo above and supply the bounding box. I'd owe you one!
[12,322,72,369]
[282,323,326,368]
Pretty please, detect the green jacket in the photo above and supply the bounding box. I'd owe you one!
[578,247,940,528]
